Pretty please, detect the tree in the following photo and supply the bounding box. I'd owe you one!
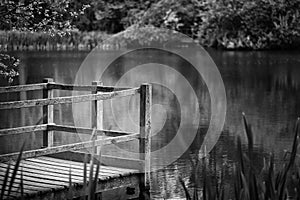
[0,0,89,84]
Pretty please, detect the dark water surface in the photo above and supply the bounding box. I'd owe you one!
[0,49,300,199]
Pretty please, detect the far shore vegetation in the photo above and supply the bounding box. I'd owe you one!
[1,0,300,52]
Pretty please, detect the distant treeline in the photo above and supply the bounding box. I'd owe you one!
[1,0,300,50]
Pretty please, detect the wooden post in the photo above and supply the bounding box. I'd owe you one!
[91,81,104,200]
[43,78,54,148]
[91,81,104,152]
[139,83,152,199]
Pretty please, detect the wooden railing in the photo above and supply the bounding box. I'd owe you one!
[0,78,152,195]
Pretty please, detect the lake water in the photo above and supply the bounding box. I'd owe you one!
[0,49,300,199]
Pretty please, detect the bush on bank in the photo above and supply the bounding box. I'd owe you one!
[197,0,300,49]
[132,0,300,49]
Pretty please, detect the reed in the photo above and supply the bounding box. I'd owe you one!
[180,113,300,200]
[0,31,110,51]
[0,142,25,200]
[67,128,102,200]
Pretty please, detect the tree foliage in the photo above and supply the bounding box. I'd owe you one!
[0,0,90,34]
[0,54,19,84]
[197,0,300,49]
[135,0,203,38]
[0,0,89,83]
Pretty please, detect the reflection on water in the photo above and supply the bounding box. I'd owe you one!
[0,49,300,198]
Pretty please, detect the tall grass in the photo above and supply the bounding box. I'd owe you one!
[0,31,111,51]
[0,142,25,200]
[67,128,102,200]
[180,113,300,200]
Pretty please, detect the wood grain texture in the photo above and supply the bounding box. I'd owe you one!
[0,83,47,93]
[0,125,47,136]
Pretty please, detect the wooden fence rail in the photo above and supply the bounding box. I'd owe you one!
[0,83,131,94]
[0,124,136,137]
[0,124,48,136]
[48,83,131,92]
[0,87,140,110]
[0,83,47,93]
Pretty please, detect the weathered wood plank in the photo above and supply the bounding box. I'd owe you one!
[47,124,135,136]
[26,158,122,177]
[0,124,47,136]
[48,83,131,92]
[0,164,83,182]
[1,182,41,194]
[0,87,140,110]
[2,188,20,198]
[6,160,95,178]
[0,174,59,190]
[0,133,139,162]
[0,165,80,184]
[0,170,69,187]
[0,179,43,192]
[0,83,47,94]
[37,157,137,175]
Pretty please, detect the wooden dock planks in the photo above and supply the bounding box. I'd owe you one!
[0,156,139,199]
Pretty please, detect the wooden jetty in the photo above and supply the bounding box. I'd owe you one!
[0,79,152,200]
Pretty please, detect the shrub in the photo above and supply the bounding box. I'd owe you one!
[198,0,300,49]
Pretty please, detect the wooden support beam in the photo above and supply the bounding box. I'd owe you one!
[0,87,140,110]
[43,78,54,148]
[139,83,152,199]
